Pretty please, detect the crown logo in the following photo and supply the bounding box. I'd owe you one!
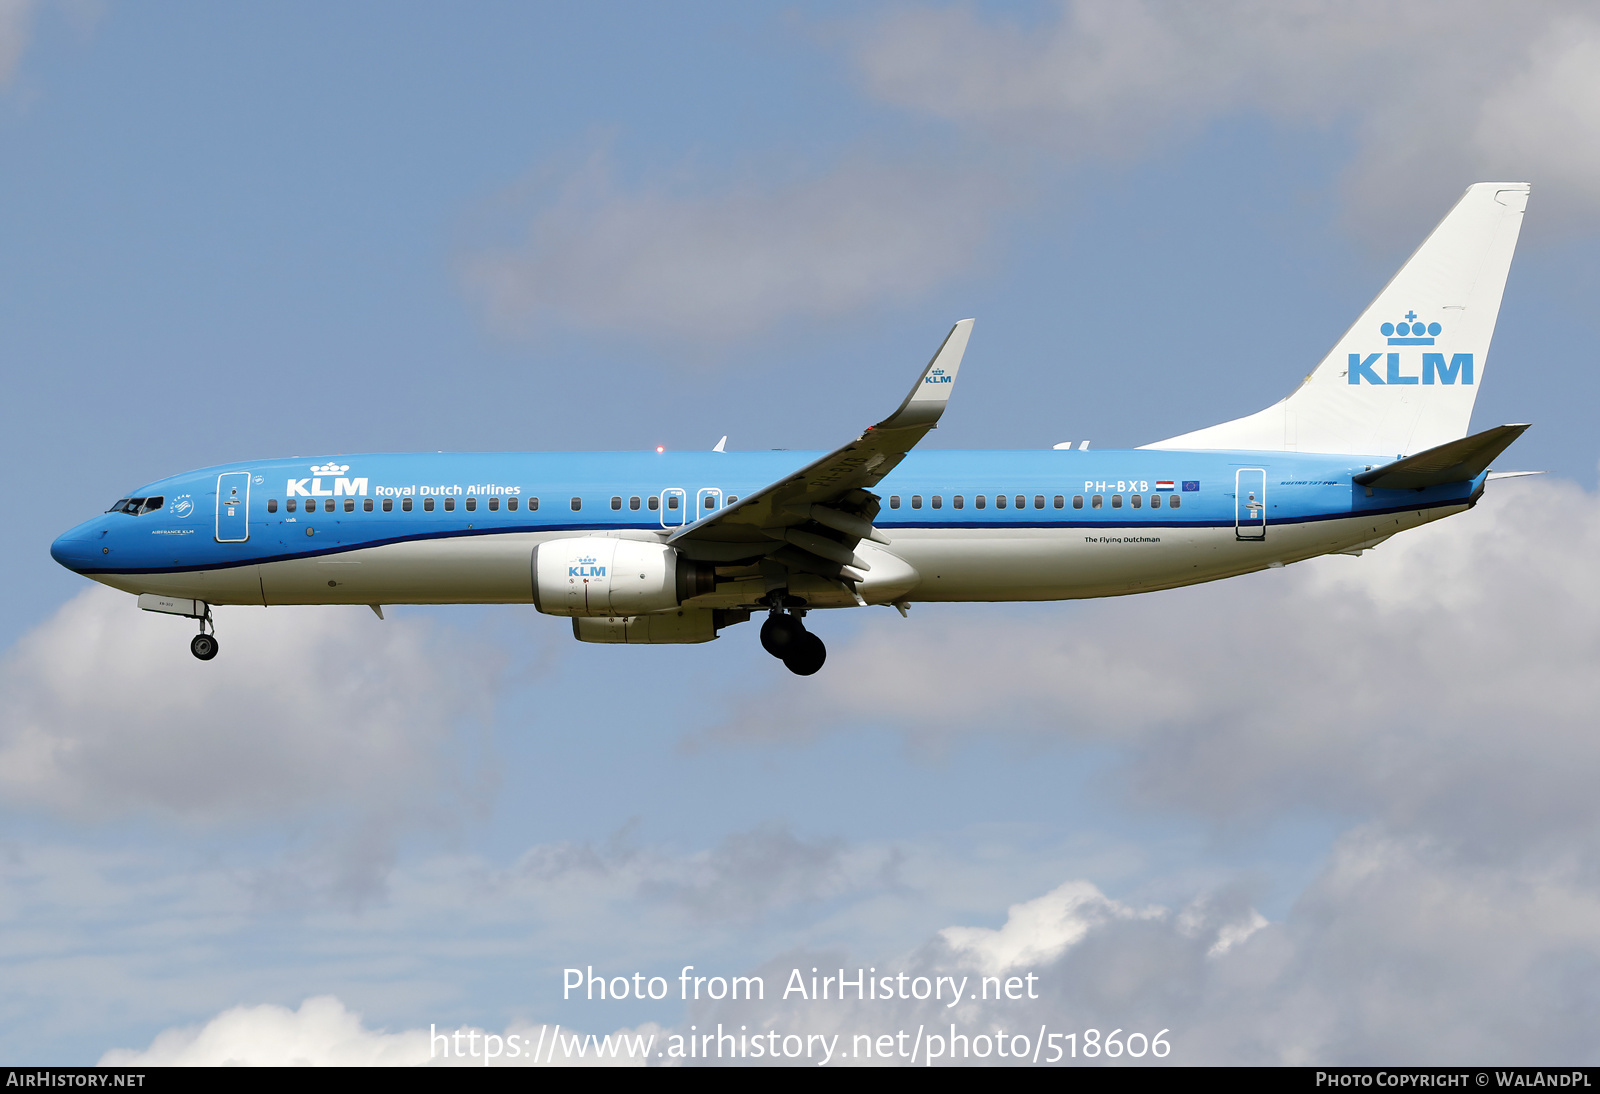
[1381,311,1440,346]
[310,463,350,475]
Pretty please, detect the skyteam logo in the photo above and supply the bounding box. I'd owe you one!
[570,555,606,579]
[169,494,194,518]
[924,367,952,385]
[287,463,368,498]
[1349,309,1472,386]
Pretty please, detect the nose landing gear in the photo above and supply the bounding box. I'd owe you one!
[760,608,826,676]
[190,604,218,661]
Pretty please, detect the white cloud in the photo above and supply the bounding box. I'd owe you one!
[0,587,496,822]
[460,151,1003,345]
[100,995,660,1067]
[0,588,499,901]
[672,475,1600,1061]
[940,881,1160,975]
[853,1,1600,228]
[723,477,1600,863]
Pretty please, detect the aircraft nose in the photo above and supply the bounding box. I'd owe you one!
[50,523,104,572]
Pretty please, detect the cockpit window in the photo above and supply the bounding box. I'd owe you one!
[106,496,165,516]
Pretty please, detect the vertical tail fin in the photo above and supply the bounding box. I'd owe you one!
[1144,183,1529,457]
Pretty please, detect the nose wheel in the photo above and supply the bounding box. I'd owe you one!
[189,604,218,661]
[760,610,826,676]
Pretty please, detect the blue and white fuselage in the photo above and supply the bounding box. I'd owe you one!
[50,449,1477,609]
[45,183,1536,671]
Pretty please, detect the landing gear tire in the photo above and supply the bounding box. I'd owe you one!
[760,612,806,658]
[190,633,219,661]
[783,631,826,676]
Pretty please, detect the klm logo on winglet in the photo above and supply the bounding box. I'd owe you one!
[570,556,606,579]
[1348,312,1472,386]
[924,368,952,385]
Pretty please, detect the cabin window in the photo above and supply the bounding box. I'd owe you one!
[890,496,901,509]
[423,498,434,512]
[1034,495,1045,509]
[1111,494,1123,508]
[911,495,923,509]
[975,495,986,509]
[444,497,455,512]
[1091,494,1102,509]
[629,496,640,510]
[383,498,393,512]
[286,499,297,513]
[727,496,738,505]
[571,497,582,511]
[995,495,1007,509]
[1150,494,1161,508]
[647,496,658,511]
[464,497,476,512]
[402,498,413,512]
[267,499,278,513]
[488,497,499,511]
[666,495,678,510]
[1073,495,1084,509]
[363,498,373,512]
[704,496,717,510]
[507,497,518,511]
[1169,494,1181,509]
[1054,495,1064,508]
[322,498,333,513]
[931,495,942,509]
[953,495,964,509]
[1017,495,1027,509]
[1130,493,1142,509]
[611,496,622,511]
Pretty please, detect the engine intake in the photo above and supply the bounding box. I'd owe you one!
[531,538,715,617]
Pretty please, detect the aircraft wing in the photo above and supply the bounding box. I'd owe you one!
[668,320,974,580]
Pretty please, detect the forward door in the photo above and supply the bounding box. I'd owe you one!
[215,472,251,543]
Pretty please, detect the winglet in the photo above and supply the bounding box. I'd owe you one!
[874,319,974,431]
[712,436,727,453]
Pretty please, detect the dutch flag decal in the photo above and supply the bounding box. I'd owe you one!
[1155,481,1175,491]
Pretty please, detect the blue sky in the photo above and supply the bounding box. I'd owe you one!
[5,1,1600,1065]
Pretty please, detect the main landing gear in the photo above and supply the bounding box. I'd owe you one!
[760,608,826,676]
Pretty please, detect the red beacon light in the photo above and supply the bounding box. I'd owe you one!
[655,445,665,453]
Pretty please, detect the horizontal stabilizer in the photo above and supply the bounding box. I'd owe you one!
[1353,424,1530,490]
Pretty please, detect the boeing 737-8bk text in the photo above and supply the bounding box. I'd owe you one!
[51,183,1533,675]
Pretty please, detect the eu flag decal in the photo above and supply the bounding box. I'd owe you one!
[1182,481,1199,492]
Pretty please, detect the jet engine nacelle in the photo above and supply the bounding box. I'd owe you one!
[531,537,715,617]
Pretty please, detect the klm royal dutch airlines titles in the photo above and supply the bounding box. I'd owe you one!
[52,184,1534,675]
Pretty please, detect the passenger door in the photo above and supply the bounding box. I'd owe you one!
[1235,468,1266,540]
[215,472,251,543]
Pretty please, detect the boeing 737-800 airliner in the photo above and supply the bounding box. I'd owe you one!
[51,183,1533,675]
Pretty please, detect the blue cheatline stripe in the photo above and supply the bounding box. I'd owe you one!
[81,495,1469,576]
